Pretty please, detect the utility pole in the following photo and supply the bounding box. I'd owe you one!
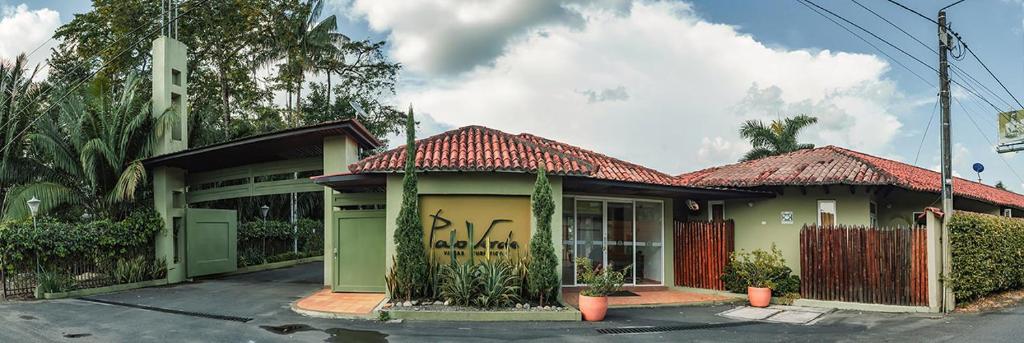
[937,10,955,313]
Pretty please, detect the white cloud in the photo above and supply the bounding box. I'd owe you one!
[353,1,911,174]
[350,0,630,74]
[0,4,59,77]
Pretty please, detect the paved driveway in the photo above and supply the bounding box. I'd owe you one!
[3,262,1024,342]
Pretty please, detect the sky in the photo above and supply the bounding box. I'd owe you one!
[5,0,1024,191]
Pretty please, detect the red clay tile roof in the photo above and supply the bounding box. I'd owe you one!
[347,125,679,186]
[676,146,1024,209]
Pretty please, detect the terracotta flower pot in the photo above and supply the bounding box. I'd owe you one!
[578,294,609,321]
[747,287,772,307]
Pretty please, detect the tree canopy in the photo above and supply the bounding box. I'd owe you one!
[738,115,818,161]
[0,0,406,219]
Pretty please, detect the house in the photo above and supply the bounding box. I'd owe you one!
[312,125,767,292]
[676,145,1024,273]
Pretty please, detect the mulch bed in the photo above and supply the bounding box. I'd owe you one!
[956,289,1024,313]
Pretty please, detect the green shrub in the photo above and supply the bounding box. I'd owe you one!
[948,211,1024,302]
[720,244,799,296]
[392,107,428,301]
[575,257,627,297]
[527,166,559,306]
[112,256,150,284]
[37,270,75,294]
[475,259,520,308]
[0,209,161,268]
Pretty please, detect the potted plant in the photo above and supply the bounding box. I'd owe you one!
[575,257,627,321]
[721,244,791,308]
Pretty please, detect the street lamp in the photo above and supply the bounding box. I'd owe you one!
[260,205,270,259]
[26,196,41,275]
[26,196,40,224]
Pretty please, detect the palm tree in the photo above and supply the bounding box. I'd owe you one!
[268,0,348,126]
[0,54,47,214]
[3,73,175,219]
[739,115,818,161]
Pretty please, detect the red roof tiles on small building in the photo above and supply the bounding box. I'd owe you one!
[676,145,1024,209]
[346,125,679,186]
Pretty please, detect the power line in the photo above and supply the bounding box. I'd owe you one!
[0,0,214,155]
[0,4,174,134]
[963,44,1024,110]
[854,0,1015,109]
[914,95,940,166]
[795,0,934,88]
[883,0,1023,111]
[953,96,1024,185]
[853,0,936,55]
[885,0,939,26]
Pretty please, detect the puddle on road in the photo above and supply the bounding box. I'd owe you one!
[259,324,388,342]
[324,328,388,343]
[260,324,317,335]
[19,315,36,320]
[63,333,92,338]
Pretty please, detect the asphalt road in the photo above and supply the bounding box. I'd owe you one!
[2,262,1022,342]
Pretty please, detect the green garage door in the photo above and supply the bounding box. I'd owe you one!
[333,210,386,292]
[186,208,238,277]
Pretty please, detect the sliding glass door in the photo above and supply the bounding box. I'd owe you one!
[563,197,663,286]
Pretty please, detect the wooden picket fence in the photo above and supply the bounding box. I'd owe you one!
[800,225,928,306]
[673,220,734,290]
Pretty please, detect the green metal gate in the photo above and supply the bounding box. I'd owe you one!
[186,208,238,277]
[333,209,386,292]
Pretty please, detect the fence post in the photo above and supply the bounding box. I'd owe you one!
[925,209,953,313]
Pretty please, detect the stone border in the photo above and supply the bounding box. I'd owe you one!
[793,298,931,313]
[385,306,581,322]
[222,256,324,276]
[42,279,169,300]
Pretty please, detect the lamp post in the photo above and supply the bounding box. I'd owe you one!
[26,196,41,275]
[260,205,269,259]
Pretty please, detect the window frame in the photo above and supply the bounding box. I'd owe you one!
[817,199,837,226]
[708,200,725,222]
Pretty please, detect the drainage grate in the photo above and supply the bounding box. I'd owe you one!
[597,321,761,335]
[79,298,253,323]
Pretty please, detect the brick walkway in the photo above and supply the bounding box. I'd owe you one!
[293,288,386,316]
[561,288,733,308]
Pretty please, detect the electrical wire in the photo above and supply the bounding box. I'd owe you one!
[0,0,214,155]
[914,96,940,166]
[963,44,1024,110]
[953,96,1024,185]
[795,0,934,87]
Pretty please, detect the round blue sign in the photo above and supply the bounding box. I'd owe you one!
[973,163,985,173]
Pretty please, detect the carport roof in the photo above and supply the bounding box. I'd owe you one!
[143,119,381,173]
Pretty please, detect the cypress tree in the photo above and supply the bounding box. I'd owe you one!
[393,106,428,300]
[528,165,559,306]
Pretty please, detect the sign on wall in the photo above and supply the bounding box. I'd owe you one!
[419,195,531,262]
[781,211,794,225]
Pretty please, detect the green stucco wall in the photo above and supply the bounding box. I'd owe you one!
[703,186,871,274]
[322,135,360,286]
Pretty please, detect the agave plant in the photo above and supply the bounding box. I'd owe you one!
[3,73,176,219]
[475,258,520,308]
[439,261,477,306]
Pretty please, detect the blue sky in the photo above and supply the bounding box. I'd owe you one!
[5,0,1024,191]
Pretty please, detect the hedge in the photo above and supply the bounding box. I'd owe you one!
[0,210,162,266]
[237,219,323,267]
[948,211,1024,302]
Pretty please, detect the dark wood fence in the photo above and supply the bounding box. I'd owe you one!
[674,220,734,290]
[800,225,928,306]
